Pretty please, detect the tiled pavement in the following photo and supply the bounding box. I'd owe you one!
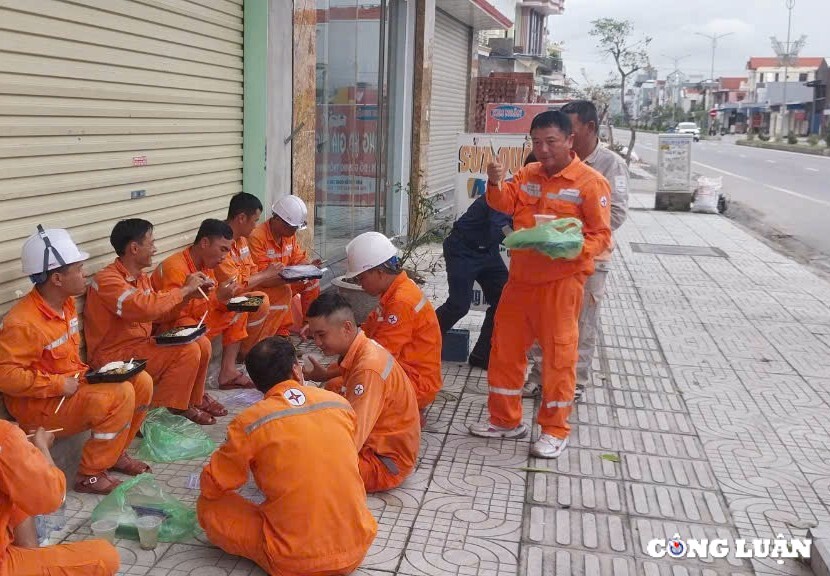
[40,180,830,575]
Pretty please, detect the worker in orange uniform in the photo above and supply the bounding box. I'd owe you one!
[85,219,224,425]
[469,111,612,459]
[304,232,442,416]
[0,422,121,575]
[304,293,420,492]
[0,227,152,494]
[215,193,285,356]
[151,219,254,390]
[247,195,321,336]
[198,336,376,575]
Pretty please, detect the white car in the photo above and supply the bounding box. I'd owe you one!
[677,122,701,141]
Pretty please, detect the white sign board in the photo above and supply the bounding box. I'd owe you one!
[657,134,693,192]
[454,133,530,310]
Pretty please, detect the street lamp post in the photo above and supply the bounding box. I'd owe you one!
[780,0,795,139]
[695,32,733,135]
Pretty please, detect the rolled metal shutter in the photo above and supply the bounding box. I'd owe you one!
[427,10,471,212]
[0,0,243,313]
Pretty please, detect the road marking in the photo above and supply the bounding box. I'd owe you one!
[692,160,830,208]
[806,167,820,172]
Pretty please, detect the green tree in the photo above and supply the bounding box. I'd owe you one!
[589,18,652,165]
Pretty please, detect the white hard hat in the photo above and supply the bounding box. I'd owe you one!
[271,195,308,230]
[21,226,90,276]
[345,232,398,277]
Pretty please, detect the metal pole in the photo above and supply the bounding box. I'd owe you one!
[780,0,795,139]
[695,32,732,135]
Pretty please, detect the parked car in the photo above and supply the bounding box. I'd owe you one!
[677,122,701,141]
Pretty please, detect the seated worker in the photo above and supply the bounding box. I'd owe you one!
[215,193,285,357]
[198,337,376,576]
[304,293,420,492]
[0,422,121,575]
[0,227,152,494]
[247,195,321,336]
[306,232,442,414]
[85,219,222,425]
[151,219,253,390]
[435,191,511,370]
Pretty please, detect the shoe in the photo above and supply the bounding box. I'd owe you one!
[469,421,529,439]
[531,434,568,459]
[574,384,586,402]
[522,378,541,398]
[468,354,488,370]
[74,472,123,495]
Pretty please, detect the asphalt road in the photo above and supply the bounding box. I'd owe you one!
[616,129,830,258]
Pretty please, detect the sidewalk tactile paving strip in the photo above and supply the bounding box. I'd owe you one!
[524,507,632,553]
[528,474,626,514]
[519,545,637,575]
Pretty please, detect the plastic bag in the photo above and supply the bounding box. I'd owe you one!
[503,218,584,260]
[692,176,722,214]
[90,474,198,542]
[136,408,216,462]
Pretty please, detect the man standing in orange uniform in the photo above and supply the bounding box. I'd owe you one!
[247,195,321,336]
[151,219,253,390]
[0,227,152,494]
[305,293,420,492]
[0,423,121,575]
[198,337,376,575]
[305,232,442,415]
[470,111,612,459]
[215,193,285,356]
[85,219,222,425]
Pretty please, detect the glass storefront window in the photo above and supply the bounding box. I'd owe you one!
[315,0,388,265]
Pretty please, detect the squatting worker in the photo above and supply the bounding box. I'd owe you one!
[0,227,152,494]
[198,337,376,576]
[247,195,321,336]
[304,293,420,492]
[524,100,629,401]
[0,423,121,575]
[85,219,221,425]
[469,111,612,459]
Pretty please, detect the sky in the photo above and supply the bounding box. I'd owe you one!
[551,0,830,86]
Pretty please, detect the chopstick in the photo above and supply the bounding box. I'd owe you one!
[196,309,208,330]
[197,286,209,300]
[489,138,498,159]
[27,428,63,438]
[54,372,79,414]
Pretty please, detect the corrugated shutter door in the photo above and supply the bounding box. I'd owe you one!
[427,10,470,206]
[0,0,243,314]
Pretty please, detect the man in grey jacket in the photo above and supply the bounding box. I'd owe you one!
[524,100,629,400]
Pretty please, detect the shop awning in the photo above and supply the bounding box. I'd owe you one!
[435,0,512,30]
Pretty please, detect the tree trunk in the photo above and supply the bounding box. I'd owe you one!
[619,79,634,165]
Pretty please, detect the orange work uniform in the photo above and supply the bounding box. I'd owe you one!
[214,237,280,355]
[0,290,151,476]
[333,330,420,492]
[247,222,320,335]
[151,248,248,346]
[84,259,210,411]
[0,421,120,575]
[198,380,376,575]
[362,272,443,410]
[486,154,611,439]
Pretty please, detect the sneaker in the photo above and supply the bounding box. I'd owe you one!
[469,421,529,439]
[522,378,541,398]
[574,384,586,402]
[531,434,568,459]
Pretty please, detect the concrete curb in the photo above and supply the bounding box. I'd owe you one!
[736,139,830,156]
[808,526,830,576]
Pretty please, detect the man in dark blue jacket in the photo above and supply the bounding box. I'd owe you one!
[436,187,512,369]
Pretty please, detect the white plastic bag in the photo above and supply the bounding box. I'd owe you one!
[692,176,722,214]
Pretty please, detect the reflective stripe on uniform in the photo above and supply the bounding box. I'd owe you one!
[545,400,573,408]
[270,305,289,311]
[414,296,428,313]
[91,423,129,441]
[521,184,541,197]
[248,317,267,328]
[245,401,351,434]
[44,323,80,351]
[546,193,583,204]
[381,354,394,380]
[489,386,522,396]
[116,288,137,317]
[378,454,400,475]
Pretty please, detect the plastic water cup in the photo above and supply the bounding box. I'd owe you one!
[90,519,118,544]
[135,516,162,550]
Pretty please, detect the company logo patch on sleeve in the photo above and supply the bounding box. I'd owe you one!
[388,314,398,325]
[283,388,306,406]
[600,196,608,208]
[354,384,365,396]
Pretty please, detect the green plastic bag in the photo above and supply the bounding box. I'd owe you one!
[503,218,584,260]
[90,474,198,542]
[136,408,216,462]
